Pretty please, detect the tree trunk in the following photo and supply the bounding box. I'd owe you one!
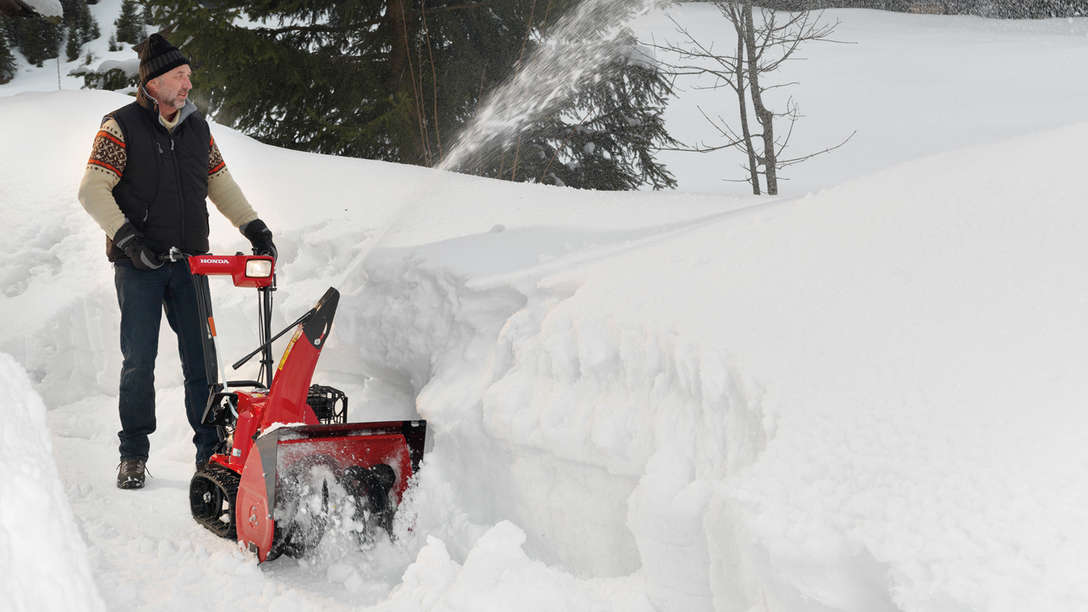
[741,2,778,195]
[387,0,427,164]
[730,6,760,195]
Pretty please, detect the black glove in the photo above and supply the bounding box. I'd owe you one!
[241,218,277,261]
[113,222,162,271]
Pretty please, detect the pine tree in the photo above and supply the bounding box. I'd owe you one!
[114,0,143,45]
[145,0,566,164]
[63,0,83,61]
[65,26,78,60]
[455,31,678,189]
[143,0,677,190]
[7,14,61,66]
[0,26,16,84]
[983,0,1088,16]
[61,0,100,61]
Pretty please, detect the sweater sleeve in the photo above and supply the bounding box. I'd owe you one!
[207,134,259,228]
[77,118,129,238]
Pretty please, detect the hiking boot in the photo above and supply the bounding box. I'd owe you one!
[117,457,146,489]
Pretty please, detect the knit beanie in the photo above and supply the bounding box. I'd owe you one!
[136,33,189,85]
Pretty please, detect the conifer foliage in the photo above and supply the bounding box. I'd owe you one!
[144,0,677,190]
[3,12,61,66]
[0,0,100,68]
[458,30,678,190]
[0,27,15,83]
[113,0,142,45]
[63,0,99,60]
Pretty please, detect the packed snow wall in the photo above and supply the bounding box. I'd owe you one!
[326,239,774,610]
[0,353,106,612]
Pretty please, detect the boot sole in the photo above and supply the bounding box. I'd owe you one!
[117,477,145,489]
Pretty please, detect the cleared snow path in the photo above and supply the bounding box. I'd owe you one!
[43,209,738,611]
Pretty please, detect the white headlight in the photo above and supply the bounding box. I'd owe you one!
[246,259,273,278]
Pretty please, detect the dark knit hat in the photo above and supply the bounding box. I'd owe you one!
[135,33,189,85]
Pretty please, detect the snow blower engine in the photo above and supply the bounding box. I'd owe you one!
[178,251,426,562]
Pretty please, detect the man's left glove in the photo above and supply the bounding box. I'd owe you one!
[241,218,277,261]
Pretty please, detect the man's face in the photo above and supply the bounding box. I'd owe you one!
[149,65,192,113]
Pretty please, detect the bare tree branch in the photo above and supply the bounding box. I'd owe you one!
[776,130,856,168]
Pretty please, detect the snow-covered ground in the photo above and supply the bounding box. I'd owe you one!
[2,4,1088,612]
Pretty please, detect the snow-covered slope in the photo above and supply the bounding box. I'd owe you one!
[3,6,1088,612]
[632,7,1088,194]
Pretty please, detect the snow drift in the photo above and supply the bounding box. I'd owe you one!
[0,353,104,612]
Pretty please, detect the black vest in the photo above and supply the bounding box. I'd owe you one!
[107,101,212,260]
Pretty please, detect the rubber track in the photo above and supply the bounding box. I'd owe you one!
[190,463,240,539]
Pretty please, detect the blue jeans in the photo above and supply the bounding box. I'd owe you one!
[114,260,218,463]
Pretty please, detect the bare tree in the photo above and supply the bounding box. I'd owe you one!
[655,1,853,195]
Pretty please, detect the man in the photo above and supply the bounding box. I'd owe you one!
[77,33,277,489]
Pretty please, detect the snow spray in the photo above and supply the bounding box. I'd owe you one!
[336,0,666,291]
[437,0,666,172]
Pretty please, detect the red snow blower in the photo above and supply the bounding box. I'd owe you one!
[177,250,426,562]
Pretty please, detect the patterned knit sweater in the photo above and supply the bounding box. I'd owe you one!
[77,110,258,241]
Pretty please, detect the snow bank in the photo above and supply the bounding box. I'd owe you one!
[0,353,104,612]
[702,122,1088,611]
[93,58,140,78]
[334,120,1088,611]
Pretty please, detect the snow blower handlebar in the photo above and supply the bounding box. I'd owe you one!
[162,247,275,288]
[166,249,279,388]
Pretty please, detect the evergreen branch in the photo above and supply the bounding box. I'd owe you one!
[253,23,369,36]
[426,1,499,13]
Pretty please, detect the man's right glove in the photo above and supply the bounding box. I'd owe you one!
[241,218,277,261]
[113,222,162,271]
